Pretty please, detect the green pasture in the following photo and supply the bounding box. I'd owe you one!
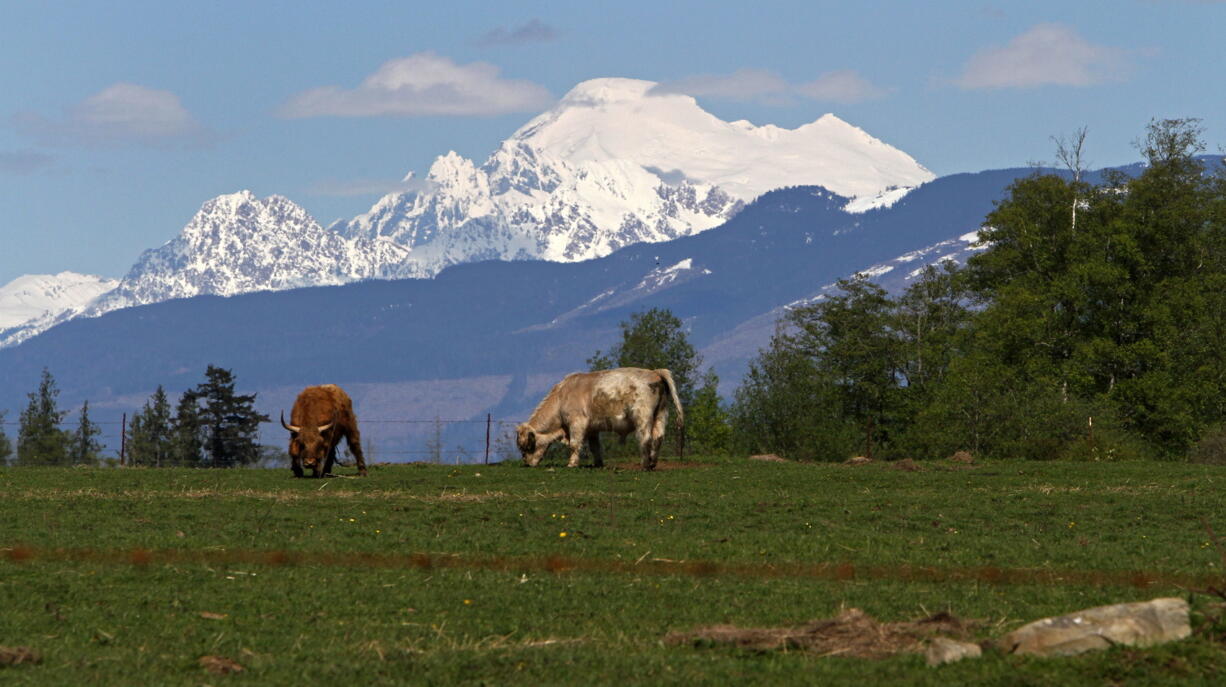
[2,457,1226,685]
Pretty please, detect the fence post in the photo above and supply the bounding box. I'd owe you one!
[485,413,491,465]
[120,413,127,467]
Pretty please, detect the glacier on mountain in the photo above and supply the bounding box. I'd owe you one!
[334,77,934,277]
[0,272,118,348]
[3,77,935,347]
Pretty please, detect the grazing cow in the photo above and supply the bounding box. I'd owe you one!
[281,384,367,478]
[517,367,684,470]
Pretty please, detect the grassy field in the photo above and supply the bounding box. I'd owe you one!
[3,456,1226,685]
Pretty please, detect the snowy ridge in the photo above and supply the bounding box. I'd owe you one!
[517,255,713,334]
[334,77,933,277]
[0,272,118,348]
[701,230,990,374]
[85,191,407,316]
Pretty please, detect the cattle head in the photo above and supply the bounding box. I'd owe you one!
[516,423,545,466]
[282,411,335,474]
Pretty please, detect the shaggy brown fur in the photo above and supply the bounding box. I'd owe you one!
[282,384,367,478]
[517,368,684,471]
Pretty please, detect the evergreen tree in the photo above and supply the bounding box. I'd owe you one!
[68,400,104,466]
[17,368,70,465]
[126,386,173,467]
[0,411,12,466]
[194,365,269,468]
[168,389,204,467]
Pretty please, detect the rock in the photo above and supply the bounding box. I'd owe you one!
[1000,597,1191,657]
[926,637,982,666]
[949,450,974,464]
[845,456,872,466]
[749,454,787,463]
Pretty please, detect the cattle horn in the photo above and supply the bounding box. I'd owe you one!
[317,410,339,434]
[280,411,300,433]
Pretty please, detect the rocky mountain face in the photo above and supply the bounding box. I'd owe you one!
[85,191,407,315]
[333,77,934,277]
[4,77,933,345]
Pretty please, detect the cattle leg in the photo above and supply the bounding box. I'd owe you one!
[651,409,669,466]
[323,445,337,476]
[345,428,368,477]
[291,458,305,478]
[638,425,656,471]
[565,422,586,468]
[587,434,604,468]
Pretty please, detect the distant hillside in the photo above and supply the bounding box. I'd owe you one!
[0,166,1042,458]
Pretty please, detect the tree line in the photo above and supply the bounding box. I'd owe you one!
[0,365,271,467]
[593,119,1226,463]
[731,119,1226,462]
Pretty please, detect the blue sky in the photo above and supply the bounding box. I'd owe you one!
[2,0,1223,285]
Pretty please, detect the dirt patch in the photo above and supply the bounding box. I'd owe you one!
[665,608,976,659]
[7,487,600,504]
[199,655,244,674]
[887,458,923,472]
[949,451,975,464]
[749,454,788,463]
[0,646,41,666]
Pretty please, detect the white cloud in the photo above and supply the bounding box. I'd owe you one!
[477,19,559,46]
[279,52,554,118]
[650,68,886,105]
[14,83,209,147]
[955,24,1129,89]
[796,70,887,104]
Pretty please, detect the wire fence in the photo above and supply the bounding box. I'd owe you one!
[0,416,528,466]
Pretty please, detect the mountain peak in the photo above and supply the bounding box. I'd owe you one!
[504,78,932,201]
[559,78,659,106]
[210,189,257,206]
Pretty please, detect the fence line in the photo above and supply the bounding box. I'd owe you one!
[0,416,528,466]
[3,544,1220,591]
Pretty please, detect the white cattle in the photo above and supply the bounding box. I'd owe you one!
[516,367,684,470]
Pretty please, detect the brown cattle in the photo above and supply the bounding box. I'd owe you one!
[517,367,684,470]
[281,384,367,478]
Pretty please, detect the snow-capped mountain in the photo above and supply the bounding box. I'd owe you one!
[0,272,118,348]
[333,77,934,276]
[85,191,407,315]
[2,77,934,347]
